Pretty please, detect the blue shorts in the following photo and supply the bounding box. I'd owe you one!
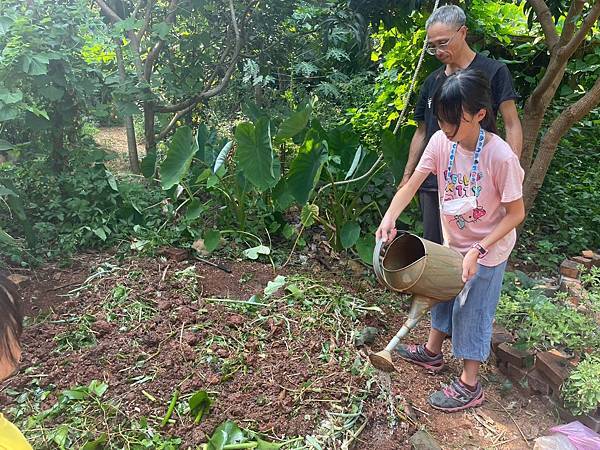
[431,260,507,362]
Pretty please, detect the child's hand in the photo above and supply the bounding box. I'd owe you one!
[462,248,479,282]
[376,216,397,243]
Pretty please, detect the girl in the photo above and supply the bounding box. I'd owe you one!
[0,275,32,449]
[376,69,525,412]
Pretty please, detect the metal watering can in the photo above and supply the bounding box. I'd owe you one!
[369,232,465,372]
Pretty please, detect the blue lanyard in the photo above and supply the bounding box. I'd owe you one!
[446,128,485,184]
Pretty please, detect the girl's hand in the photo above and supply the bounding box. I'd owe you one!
[462,248,479,282]
[376,216,397,243]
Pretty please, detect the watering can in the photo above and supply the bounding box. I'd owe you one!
[369,232,465,372]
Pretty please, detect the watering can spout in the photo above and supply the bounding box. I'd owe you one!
[368,295,434,372]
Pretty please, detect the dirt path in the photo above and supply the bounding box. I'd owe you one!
[1,254,559,449]
[95,126,146,173]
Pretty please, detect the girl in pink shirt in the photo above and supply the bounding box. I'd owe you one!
[376,69,525,412]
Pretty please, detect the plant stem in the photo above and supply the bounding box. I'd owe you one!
[161,389,179,427]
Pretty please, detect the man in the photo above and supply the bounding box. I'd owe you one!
[399,5,522,244]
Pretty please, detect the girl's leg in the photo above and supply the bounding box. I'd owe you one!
[426,328,447,355]
[461,359,480,387]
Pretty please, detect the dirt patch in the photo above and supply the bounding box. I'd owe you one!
[1,253,559,448]
[95,126,146,174]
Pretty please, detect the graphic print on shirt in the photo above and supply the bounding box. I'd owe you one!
[444,169,487,230]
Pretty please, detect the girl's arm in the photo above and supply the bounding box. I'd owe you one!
[462,198,525,281]
[376,170,429,243]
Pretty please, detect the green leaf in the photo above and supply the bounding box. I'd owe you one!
[356,234,376,264]
[0,139,13,151]
[327,125,360,171]
[381,126,415,184]
[0,106,18,121]
[286,130,327,204]
[196,124,209,163]
[213,141,233,173]
[152,22,171,39]
[39,85,64,101]
[160,126,199,190]
[207,420,246,450]
[272,180,294,211]
[256,437,284,450]
[80,433,107,450]
[0,228,16,246]
[340,222,361,249]
[235,119,280,191]
[92,227,107,241]
[141,151,157,178]
[276,103,311,140]
[0,16,14,36]
[21,54,49,75]
[345,145,363,179]
[105,170,118,191]
[264,275,286,297]
[204,230,221,252]
[186,198,203,220]
[188,390,212,425]
[243,245,270,260]
[300,203,319,227]
[0,88,23,104]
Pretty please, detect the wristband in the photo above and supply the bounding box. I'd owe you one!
[471,242,488,259]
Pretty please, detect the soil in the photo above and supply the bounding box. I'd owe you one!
[0,253,560,449]
[95,126,146,173]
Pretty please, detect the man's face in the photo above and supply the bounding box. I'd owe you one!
[426,23,466,64]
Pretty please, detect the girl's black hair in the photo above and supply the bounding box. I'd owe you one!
[0,275,23,366]
[433,69,497,139]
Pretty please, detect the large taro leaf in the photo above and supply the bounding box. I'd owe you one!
[207,420,246,450]
[286,130,327,205]
[235,118,280,191]
[356,234,376,264]
[327,124,360,171]
[276,102,311,140]
[160,126,199,190]
[381,125,415,184]
[340,221,361,249]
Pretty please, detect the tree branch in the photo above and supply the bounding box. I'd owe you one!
[157,103,196,141]
[137,0,154,43]
[94,0,122,24]
[523,74,600,210]
[562,0,600,58]
[527,0,559,50]
[144,0,178,81]
[157,0,243,113]
[559,0,586,46]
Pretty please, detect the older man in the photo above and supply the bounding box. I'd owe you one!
[399,5,522,244]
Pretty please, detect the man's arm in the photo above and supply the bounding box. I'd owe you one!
[498,100,522,158]
[398,121,427,189]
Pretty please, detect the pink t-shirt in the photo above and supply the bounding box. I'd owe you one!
[415,130,524,266]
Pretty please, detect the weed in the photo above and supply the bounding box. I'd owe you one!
[562,354,600,416]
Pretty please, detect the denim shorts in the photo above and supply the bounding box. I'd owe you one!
[431,260,507,362]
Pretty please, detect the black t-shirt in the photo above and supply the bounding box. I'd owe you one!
[414,53,518,191]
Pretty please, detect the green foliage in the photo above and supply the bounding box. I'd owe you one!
[496,283,600,353]
[517,128,600,270]
[562,354,600,416]
[160,126,199,190]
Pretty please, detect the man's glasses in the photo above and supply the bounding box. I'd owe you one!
[426,27,463,55]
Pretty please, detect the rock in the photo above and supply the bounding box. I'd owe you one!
[6,274,30,286]
[410,430,442,450]
[160,247,189,262]
[192,239,210,257]
[226,314,245,327]
[354,327,379,347]
[582,250,594,258]
[560,276,585,301]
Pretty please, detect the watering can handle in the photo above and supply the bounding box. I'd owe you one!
[373,239,390,288]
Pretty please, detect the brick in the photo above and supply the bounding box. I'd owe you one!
[592,253,600,268]
[506,362,529,381]
[582,250,594,258]
[491,324,514,352]
[496,343,535,369]
[6,274,30,286]
[555,402,600,433]
[535,351,572,388]
[526,369,552,395]
[572,256,593,269]
[560,259,580,279]
[160,247,189,262]
[560,276,585,300]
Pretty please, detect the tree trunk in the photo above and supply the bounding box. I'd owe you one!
[115,42,140,174]
[523,74,600,210]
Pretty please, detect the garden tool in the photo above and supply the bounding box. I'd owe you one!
[369,232,465,372]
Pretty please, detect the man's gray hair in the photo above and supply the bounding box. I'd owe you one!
[425,5,466,29]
